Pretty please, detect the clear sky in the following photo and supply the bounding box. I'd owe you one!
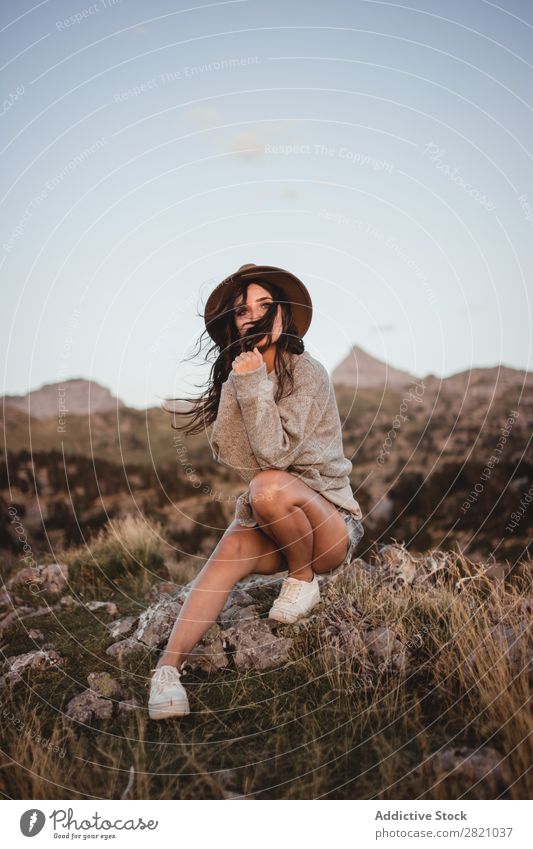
[2,0,532,409]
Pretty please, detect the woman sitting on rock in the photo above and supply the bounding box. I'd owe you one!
[148,263,365,719]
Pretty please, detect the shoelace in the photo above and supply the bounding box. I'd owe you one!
[277,578,306,603]
[150,665,180,692]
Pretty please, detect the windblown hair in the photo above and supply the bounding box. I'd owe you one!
[162,278,305,437]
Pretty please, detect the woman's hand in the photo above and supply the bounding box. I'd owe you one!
[232,346,264,375]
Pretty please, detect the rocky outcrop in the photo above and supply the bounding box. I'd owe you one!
[7,562,69,603]
[1,648,64,688]
[65,671,141,723]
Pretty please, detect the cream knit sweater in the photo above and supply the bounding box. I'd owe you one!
[210,350,363,527]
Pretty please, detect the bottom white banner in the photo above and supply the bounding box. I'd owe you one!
[3,799,531,847]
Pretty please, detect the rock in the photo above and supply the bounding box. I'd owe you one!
[0,587,13,608]
[87,671,125,699]
[322,622,368,669]
[116,697,142,719]
[105,637,152,663]
[0,606,33,637]
[86,601,119,616]
[371,544,417,590]
[7,562,69,602]
[183,637,229,673]
[218,603,258,629]
[422,745,513,798]
[107,615,137,641]
[147,581,182,601]
[1,648,64,688]
[133,598,182,649]
[362,626,407,675]
[60,595,82,609]
[65,688,114,723]
[221,620,293,671]
[27,628,44,640]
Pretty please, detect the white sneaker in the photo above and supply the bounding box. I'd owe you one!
[148,665,190,719]
[268,574,320,624]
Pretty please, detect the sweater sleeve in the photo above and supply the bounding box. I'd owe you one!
[230,361,325,470]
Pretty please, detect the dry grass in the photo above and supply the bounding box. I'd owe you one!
[1,521,531,800]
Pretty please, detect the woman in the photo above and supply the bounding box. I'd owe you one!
[148,263,364,719]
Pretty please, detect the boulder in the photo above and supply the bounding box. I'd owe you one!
[116,697,142,719]
[371,544,417,590]
[7,562,69,602]
[362,626,407,675]
[105,637,152,663]
[107,615,137,641]
[1,648,64,688]
[133,598,182,649]
[65,688,114,723]
[183,636,229,673]
[221,620,293,671]
[86,671,125,699]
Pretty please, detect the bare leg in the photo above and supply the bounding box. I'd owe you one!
[249,470,350,582]
[156,519,286,670]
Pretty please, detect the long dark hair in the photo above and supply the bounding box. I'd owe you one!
[162,278,305,436]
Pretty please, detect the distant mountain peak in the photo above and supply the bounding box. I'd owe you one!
[2,378,125,421]
[332,344,416,388]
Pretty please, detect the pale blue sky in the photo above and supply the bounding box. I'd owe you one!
[2,0,532,409]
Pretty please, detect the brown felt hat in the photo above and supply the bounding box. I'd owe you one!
[204,263,313,347]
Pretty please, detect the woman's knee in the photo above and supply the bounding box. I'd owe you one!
[210,531,260,574]
[249,470,291,518]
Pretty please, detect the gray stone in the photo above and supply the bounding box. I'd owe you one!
[221,620,293,671]
[218,603,258,629]
[7,562,69,601]
[1,648,64,688]
[362,626,407,675]
[107,615,137,641]
[86,601,119,616]
[65,688,114,723]
[183,637,229,673]
[116,697,142,719]
[371,544,417,590]
[105,637,151,663]
[133,598,182,649]
[87,671,125,699]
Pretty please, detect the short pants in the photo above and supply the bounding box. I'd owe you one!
[252,504,364,575]
[331,507,365,575]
